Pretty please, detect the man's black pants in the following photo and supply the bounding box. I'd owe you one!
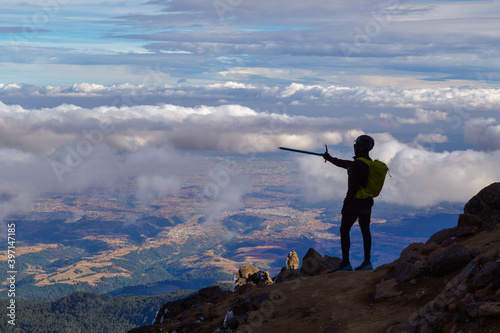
[340,206,372,264]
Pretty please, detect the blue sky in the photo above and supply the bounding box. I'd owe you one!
[1,0,500,216]
[1,0,499,87]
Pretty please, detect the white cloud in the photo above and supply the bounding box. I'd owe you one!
[414,133,449,144]
[463,117,500,151]
[396,108,448,125]
[136,175,183,202]
[0,143,252,225]
[0,149,55,220]
[201,165,253,224]
[381,144,500,206]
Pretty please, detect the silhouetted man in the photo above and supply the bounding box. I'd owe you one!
[323,135,375,271]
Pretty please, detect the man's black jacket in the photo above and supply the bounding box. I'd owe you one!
[324,153,374,210]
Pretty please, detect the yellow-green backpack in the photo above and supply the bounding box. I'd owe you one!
[354,157,389,199]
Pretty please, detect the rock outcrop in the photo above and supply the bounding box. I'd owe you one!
[388,250,500,332]
[233,265,273,292]
[286,250,300,270]
[128,286,230,333]
[379,184,500,332]
[464,182,500,231]
[300,248,341,276]
[273,248,341,283]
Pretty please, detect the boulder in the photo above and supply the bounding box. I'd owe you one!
[151,286,227,326]
[247,270,273,286]
[400,242,425,256]
[223,310,239,330]
[384,262,421,282]
[472,260,500,289]
[421,242,439,256]
[427,243,472,277]
[426,227,456,245]
[454,226,478,238]
[474,286,492,300]
[233,265,260,291]
[324,255,342,270]
[300,248,329,276]
[274,249,305,283]
[398,243,426,265]
[464,182,500,231]
[236,265,260,280]
[231,297,256,318]
[454,214,482,237]
[225,290,275,330]
[374,279,402,301]
[440,238,457,248]
[274,267,301,283]
[457,214,482,229]
[433,312,456,331]
[233,265,273,291]
[286,250,300,269]
[457,293,476,314]
[465,302,500,317]
[477,302,500,317]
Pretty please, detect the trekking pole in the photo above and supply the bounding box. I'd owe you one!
[279,145,328,162]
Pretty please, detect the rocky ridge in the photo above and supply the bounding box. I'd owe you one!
[128,183,500,333]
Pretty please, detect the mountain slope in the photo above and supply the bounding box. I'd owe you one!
[129,182,500,333]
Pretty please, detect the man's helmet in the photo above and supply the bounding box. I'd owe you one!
[355,135,375,151]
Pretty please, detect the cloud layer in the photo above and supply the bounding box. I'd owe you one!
[2,82,500,113]
[1,82,499,158]
[0,81,499,222]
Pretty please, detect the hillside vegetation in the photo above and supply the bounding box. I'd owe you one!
[0,289,195,333]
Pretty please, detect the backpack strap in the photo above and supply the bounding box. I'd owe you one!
[355,156,370,165]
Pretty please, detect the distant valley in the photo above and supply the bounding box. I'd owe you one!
[1,153,462,301]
